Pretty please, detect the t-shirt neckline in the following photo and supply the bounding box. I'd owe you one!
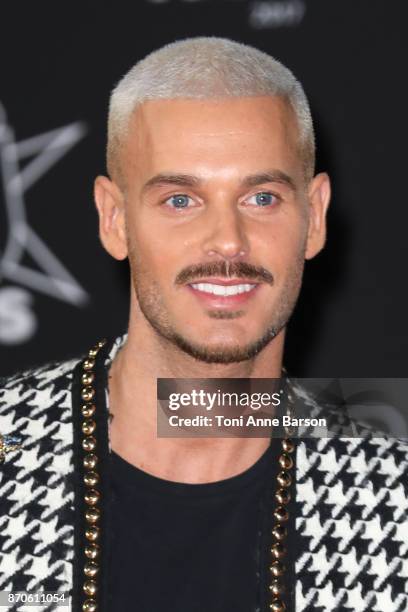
[109,441,277,498]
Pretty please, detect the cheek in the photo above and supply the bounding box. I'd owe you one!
[127,218,183,281]
[256,221,307,273]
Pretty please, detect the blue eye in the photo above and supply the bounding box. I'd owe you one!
[166,194,192,209]
[247,192,277,207]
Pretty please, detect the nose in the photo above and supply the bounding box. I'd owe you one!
[202,202,249,261]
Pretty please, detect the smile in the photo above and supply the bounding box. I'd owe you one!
[189,282,257,296]
[186,279,261,309]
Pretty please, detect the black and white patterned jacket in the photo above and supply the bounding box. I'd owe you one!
[1,334,408,611]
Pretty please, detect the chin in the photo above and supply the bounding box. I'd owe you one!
[170,328,278,364]
[190,332,256,352]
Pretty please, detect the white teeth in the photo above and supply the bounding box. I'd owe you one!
[190,283,256,296]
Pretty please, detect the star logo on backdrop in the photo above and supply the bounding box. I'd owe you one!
[0,102,89,344]
[0,101,88,304]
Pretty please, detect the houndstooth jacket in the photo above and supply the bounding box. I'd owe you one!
[1,333,408,612]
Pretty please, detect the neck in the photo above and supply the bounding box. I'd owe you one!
[107,303,285,483]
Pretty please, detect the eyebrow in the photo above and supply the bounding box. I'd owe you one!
[242,170,296,192]
[142,173,200,193]
[141,169,297,193]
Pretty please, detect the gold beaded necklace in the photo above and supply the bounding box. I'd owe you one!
[78,339,296,612]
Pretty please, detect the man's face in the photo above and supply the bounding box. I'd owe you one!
[110,96,323,363]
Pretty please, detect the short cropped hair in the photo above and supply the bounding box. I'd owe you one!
[107,36,315,182]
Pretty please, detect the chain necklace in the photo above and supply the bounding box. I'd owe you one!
[78,340,296,612]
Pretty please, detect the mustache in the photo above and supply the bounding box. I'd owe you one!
[175,261,274,286]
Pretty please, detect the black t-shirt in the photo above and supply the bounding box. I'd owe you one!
[106,442,281,612]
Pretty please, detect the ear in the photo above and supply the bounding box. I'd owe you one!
[94,176,128,260]
[305,172,331,260]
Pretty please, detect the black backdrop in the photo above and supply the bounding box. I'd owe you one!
[1,0,407,380]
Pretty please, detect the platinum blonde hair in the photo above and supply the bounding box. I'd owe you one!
[107,36,315,181]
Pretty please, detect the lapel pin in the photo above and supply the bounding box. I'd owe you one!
[0,433,23,464]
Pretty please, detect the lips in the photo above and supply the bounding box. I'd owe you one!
[186,278,260,307]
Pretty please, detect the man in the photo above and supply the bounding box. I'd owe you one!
[0,37,407,612]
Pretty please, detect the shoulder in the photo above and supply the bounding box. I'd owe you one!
[0,354,85,414]
[288,377,408,462]
[290,376,408,495]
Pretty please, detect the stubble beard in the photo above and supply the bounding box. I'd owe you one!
[127,240,306,365]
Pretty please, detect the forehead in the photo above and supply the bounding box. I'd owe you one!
[122,96,302,182]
